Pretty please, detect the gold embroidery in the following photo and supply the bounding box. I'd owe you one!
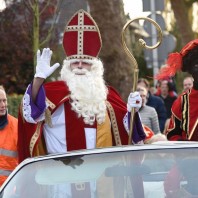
[59,95,70,104]
[45,95,69,127]
[65,10,102,58]
[46,97,56,110]
[29,122,42,157]
[188,119,198,140]
[106,101,122,146]
[182,93,189,137]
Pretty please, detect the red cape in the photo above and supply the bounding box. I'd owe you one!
[18,81,141,162]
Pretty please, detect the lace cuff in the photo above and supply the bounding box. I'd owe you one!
[123,112,130,134]
[123,112,145,144]
[23,84,47,123]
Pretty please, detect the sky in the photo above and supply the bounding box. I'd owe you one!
[0,0,145,16]
[123,0,144,18]
[0,0,6,11]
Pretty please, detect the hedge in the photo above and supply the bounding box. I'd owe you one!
[7,95,23,118]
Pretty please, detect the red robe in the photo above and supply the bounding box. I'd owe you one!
[166,88,198,141]
[18,81,144,163]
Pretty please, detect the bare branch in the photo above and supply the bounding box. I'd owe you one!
[40,0,51,15]
[27,0,34,10]
[22,1,33,16]
[40,0,63,47]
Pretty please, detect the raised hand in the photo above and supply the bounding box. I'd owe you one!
[34,48,60,79]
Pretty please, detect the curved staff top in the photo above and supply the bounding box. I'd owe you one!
[121,17,163,145]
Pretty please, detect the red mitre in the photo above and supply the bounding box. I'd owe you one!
[63,9,102,60]
[156,39,198,80]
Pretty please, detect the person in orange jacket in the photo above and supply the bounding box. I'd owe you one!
[0,85,18,186]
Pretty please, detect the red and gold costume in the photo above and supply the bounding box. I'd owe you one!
[18,81,145,162]
[18,10,146,163]
[156,39,198,141]
[165,88,198,141]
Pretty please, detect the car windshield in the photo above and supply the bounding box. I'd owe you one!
[0,146,198,198]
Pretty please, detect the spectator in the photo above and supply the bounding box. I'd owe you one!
[18,9,146,163]
[183,76,194,92]
[149,86,157,95]
[155,77,178,97]
[137,85,161,134]
[137,78,167,132]
[155,80,177,118]
[156,39,198,141]
[0,86,18,186]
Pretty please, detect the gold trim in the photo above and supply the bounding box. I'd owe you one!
[106,101,122,146]
[44,108,52,127]
[188,118,198,140]
[20,99,25,123]
[59,95,70,104]
[66,55,96,60]
[66,25,97,31]
[182,94,187,132]
[29,122,43,157]
[64,9,102,59]
[187,92,190,134]
[46,97,56,110]
[172,110,181,121]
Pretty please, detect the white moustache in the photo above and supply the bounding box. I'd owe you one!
[72,68,89,75]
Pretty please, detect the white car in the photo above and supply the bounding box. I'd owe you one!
[0,142,198,198]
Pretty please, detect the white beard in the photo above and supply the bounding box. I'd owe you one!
[60,59,108,125]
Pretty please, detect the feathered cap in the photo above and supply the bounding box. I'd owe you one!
[63,9,102,60]
[156,39,198,80]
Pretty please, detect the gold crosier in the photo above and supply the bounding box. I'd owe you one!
[121,17,163,145]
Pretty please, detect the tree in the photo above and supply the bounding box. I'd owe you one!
[87,0,134,100]
[21,0,62,69]
[0,1,33,94]
[167,0,196,93]
[0,0,60,94]
[169,0,195,46]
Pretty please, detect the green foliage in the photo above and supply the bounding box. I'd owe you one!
[7,95,23,118]
[0,0,59,95]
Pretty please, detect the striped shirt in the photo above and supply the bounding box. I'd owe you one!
[139,105,161,134]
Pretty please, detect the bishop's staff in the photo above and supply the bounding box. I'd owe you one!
[121,17,163,145]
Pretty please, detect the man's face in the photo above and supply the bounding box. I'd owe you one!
[137,86,148,107]
[140,92,147,107]
[0,90,7,116]
[183,78,193,91]
[70,60,92,75]
[160,81,169,95]
[137,81,149,91]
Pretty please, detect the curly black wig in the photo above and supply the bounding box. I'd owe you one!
[182,45,198,72]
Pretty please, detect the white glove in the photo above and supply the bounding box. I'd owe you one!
[127,91,142,112]
[34,48,60,79]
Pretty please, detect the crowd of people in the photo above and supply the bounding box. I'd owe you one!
[1,10,198,196]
